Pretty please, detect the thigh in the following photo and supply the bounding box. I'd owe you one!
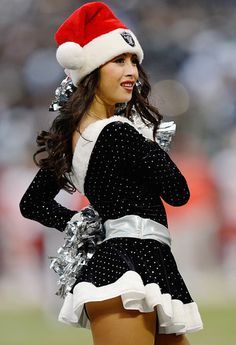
[155,334,191,345]
[86,296,157,345]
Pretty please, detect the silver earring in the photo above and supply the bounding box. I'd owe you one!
[136,80,142,93]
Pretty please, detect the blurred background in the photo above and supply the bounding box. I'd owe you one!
[0,0,236,344]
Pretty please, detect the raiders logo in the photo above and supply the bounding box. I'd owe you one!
[120,31,135,47]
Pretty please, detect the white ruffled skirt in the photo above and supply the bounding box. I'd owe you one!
[58,237,203,335]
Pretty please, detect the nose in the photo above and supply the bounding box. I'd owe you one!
[124,60,137,77]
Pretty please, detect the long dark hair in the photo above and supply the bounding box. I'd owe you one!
[34,63,163,193]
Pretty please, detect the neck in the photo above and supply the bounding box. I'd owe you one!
[88,94,115,119]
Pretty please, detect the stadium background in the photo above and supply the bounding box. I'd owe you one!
[0,1,236,344]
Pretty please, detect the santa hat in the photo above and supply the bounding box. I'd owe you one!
[55,2,144,86]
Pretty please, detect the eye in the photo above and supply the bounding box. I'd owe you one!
[113,56,138,65]
[132,58,138,65]
[114,57,125,64]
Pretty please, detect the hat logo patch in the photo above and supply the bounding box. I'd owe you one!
[120,31,135,47]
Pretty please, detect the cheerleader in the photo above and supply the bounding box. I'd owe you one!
[20,2,203,344]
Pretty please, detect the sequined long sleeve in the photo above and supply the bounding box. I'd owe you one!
[19,168,77,231]
[101,122,190,206]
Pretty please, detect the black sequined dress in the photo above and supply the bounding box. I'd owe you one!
[20,115,203,335]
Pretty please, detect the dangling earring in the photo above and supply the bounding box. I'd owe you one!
[129,81,142,119]
[136,80,142,93]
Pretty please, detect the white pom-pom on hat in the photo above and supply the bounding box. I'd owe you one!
[56,42,85,70]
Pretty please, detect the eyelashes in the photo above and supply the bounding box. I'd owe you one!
[114,58,138,65]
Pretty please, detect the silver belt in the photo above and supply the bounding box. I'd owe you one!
[102,215,171,247]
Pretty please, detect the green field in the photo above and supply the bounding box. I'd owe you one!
[0,305,235,345]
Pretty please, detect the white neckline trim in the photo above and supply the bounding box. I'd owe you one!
[70,115,139,194]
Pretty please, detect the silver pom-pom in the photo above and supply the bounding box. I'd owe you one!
[49,76,76,111]
[155,121,177,152]
[131,111,176,152]
[49,205,105,298]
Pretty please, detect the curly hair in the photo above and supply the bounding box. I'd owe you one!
[33,63,163,193]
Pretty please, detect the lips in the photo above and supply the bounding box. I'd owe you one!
[120,81,135,91]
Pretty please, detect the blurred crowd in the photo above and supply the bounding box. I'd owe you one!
[0,0,236,310]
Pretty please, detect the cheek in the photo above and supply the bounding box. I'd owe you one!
[100,65,121,85]
[98,71,120,95]
[97,79,115,98]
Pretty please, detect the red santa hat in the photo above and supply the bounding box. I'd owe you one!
[55,2,144,86]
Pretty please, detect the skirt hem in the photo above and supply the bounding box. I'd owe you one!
[58,270,203,335]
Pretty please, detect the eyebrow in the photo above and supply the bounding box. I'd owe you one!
[114,53,138,59]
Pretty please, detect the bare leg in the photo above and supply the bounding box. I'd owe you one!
[86,296,157,345]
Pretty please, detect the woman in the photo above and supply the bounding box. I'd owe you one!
[20,2,203,345]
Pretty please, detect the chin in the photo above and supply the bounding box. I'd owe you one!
[116,95,132,103]
[110,93,132,105]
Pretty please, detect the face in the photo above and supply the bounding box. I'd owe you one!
[96,53,139,105]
